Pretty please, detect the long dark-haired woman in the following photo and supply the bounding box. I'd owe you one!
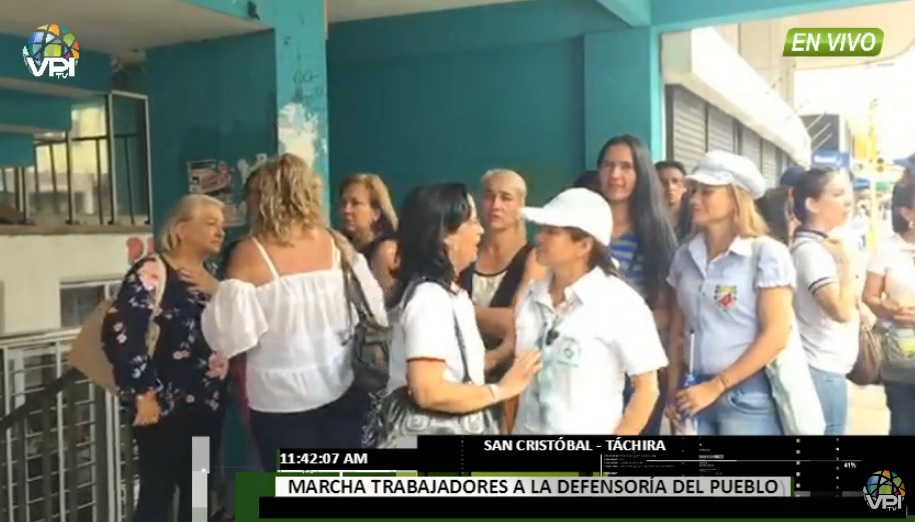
[596,135,678,435]
[385,183,541,447]
[790,168,858,435]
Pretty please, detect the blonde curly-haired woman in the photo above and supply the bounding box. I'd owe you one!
[201,154,387,470]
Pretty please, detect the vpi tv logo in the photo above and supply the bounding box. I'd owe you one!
[863,470,905,511]
[22,24,80,79]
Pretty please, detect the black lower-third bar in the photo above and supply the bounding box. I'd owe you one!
[259,496,904,519]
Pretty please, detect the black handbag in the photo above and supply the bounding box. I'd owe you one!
[337,240,392,394]
[372,304,499,448]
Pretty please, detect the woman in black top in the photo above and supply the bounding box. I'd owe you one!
[338,173,399,294]
[459,169,544,381]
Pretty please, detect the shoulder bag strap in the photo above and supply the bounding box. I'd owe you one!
[330,230,376,325]
[145,254,169,356]
[150,254,168,313]
[488,244,533,309]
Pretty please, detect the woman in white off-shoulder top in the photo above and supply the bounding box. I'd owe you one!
[201,154,387,470]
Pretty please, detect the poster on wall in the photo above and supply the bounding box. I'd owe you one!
[187,159,245,227]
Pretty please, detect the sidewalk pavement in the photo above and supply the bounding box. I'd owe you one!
[848,384,889,435]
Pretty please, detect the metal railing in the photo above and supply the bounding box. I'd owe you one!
[0,328,138,522]
[0,91,153,228]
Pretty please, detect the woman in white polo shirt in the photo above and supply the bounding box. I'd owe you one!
[666,151,796,436]
[789,168,858,435]
[506,188,668,435]
[862,181,915,435]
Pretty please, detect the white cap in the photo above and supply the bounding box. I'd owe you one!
[521,188,612,245]
[687,150,768,200]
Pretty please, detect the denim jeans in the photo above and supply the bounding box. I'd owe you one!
[695,372,783,435]
[884,382,915,435]
[808,366,848,435]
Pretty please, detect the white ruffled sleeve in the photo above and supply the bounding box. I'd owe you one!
[201,280,269,359]
[351,253,389,327]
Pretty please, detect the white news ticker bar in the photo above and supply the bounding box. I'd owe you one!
[275,476,792,497]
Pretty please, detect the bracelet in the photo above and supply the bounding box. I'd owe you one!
[486,384,502,401]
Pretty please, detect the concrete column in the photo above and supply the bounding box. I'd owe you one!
[146,0,328,230]
[583,26,664,164]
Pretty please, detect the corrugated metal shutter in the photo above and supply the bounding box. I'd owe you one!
[667,87,706,171]
[707,106,735,153]
[739,126,762,169]
[761,141,778,186]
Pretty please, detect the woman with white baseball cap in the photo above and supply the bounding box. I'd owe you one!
[503,188,668,435]
[665,151,796,435]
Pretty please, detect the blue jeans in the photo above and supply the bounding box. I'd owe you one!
[695,372,783,435]
[808,366,848,435]
[884,382,915,435]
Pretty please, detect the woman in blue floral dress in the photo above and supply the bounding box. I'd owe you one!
[102,194,230,522]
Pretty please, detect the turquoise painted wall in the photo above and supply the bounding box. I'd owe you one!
[146,31,277,238]
[327,0,661,213]
[150,0,330,234]
[0,133,34,166]
[0,88,72,132]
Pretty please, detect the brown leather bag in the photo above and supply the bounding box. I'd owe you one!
[847,325,883,386]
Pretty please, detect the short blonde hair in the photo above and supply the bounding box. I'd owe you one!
[732,186,769,238]
[158,194,225,251]
[250,153,324,244]
[481,169,527,200]
[339,173,398,233]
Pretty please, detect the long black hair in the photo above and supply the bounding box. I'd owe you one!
[756,187,793,245]
[673,190,694,241]
[389,183,474,307]
[791,168,838,224]
[572,170,600,193]
[891,182,915,234]
[596,135,677,307]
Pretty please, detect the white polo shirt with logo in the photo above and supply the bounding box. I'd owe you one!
[511,268,668,435]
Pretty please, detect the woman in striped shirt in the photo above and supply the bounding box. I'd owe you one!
[595,135,679,435]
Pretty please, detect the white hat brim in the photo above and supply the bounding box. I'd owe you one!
[521,207,569,228]
[685,171,731,187]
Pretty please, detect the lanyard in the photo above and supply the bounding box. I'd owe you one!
[532,300,574,434]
